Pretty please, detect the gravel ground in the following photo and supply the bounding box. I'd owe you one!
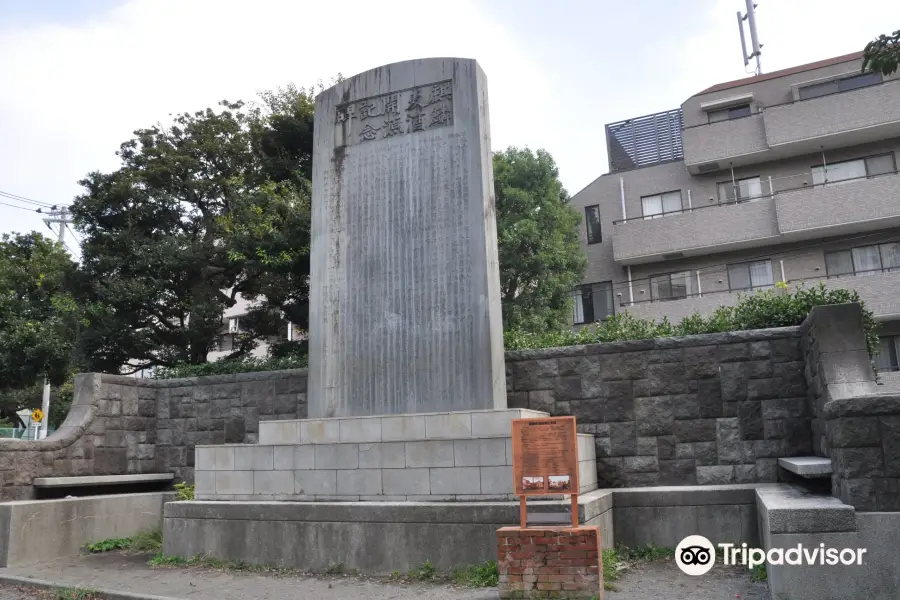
[0,551,771,600]
[610,560,772,600]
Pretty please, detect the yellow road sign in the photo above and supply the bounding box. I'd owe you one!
[30,408,44,423]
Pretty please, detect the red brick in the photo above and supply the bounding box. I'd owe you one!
[506,574,523,582]
[517,544,538,552]
[561,550,587,559]
[510,551,533,560]
[562,583,588,591]
[536,582,561,591]
[547,559,571,567]
[508,567,526,575]
[549,574,576,583]
[536,566,559,575]
[533,536,556,544]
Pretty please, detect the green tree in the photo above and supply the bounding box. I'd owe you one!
[71,100,311,372]
[493,147,587,332]
[0,233,81,421]
[863,29,900,75]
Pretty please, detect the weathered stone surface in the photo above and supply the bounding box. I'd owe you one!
[881,416,900,477]
[623,456,659,473]
[674,419,717,443]
[832,447,885,479]
[636,437,658,456]
[657,436,676,460]
[737,401,763,440]
[716,418,743,464]
[827,417,882,448]
[658,459,697,485]
[609,422,637,457]
[635,397,674,436]
[696,465,735,485]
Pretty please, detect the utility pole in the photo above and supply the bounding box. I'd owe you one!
[36,206,72,438]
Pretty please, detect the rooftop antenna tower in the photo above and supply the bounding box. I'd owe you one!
[737,0,763,75]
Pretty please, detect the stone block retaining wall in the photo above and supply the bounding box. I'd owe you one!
[505,328,810,487]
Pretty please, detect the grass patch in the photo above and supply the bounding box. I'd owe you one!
[407,560,438,582]
[54,588,103,600]
[751,563,768,582]
[452,560,499,587]
[85,529,162,554]
[600,545,675,591]
[147,553,291,575]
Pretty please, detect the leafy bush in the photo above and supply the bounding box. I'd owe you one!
[452,560,499,587]
[85,529,162,553]
[174,482,195,501]
[153,355,307,379]
[505,283,879,359]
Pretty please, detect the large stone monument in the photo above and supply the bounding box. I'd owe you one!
[308,57,506,418]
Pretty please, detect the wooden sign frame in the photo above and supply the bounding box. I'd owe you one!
[510,416,579,528]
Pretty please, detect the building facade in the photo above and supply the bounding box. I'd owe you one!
[570,51,900,384]
[207,292,298,362]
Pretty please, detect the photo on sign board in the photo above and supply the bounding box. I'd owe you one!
[548,475,571,491]
[521,476,544,490]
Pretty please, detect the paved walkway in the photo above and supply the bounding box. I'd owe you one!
[0,551,771,600]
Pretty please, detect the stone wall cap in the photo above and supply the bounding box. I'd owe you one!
[824,394,900,418]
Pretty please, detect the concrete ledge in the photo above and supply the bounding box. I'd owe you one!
[777,457,832,478]
[611,484,766,507]
[756,485,856,534]
[33,473,175,488]
[823,394,900,418]
[0,492,173,567]
[0,574,181,600]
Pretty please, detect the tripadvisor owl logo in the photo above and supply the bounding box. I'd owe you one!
[675,535,716,576]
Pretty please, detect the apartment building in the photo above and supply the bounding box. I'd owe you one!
[570,51,900,383]
[207,292,298,362]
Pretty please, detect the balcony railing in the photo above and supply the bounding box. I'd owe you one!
[605,108,684,173]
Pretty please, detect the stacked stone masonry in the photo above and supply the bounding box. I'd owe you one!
[11,305,896,502]
[497,526,603,600]
[506,328,810,487]
[825,394,900,511]
[194,410,598,501]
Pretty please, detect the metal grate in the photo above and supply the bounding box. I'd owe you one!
[606,108,684,173]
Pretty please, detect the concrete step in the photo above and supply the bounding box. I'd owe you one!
[192,430,598,503]
[777,456,833,479]
[258,408,550,445]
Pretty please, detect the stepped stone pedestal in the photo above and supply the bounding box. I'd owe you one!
[194,408,598,501]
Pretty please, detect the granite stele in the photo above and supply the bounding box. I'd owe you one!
[164,58,598,573]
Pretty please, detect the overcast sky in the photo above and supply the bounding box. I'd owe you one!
[0,0,892,253]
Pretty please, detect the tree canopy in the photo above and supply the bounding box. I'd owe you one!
[493,147,586,333]
[71,94,314,373]
[863,29,900,76]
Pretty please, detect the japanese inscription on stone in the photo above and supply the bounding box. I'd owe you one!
[511,416,579,496]
[335,80,453,146]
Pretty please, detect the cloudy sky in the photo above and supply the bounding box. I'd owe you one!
[0,0,891,253]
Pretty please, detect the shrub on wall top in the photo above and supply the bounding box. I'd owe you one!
[505,283,879,357]
[153,355,308,380]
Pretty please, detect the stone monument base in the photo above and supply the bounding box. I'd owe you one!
[194,409,598,501]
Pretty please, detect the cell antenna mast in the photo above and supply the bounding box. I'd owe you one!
[737,0,763,74]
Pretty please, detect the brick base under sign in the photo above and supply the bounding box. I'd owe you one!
[496,526,603,600]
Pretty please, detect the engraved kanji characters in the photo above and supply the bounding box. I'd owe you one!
[427,81,452,105]
[407,88,424,112]
[407,112,426,133]
[336,104,355,123]
[359,124,380,141]
[383,93,400,116]
[429,106,452,127]
[382,117,403,138]
[357,100,379,120]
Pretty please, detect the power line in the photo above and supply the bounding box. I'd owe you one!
[0,189,57,208]
[0,199,42,212]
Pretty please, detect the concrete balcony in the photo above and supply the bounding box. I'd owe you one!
[682,113,769,173]
[611,197,779,265]
[764,81,900,155]
[775,172,900,238]
[623,271,900,322]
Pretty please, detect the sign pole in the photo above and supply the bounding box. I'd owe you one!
[571,494,579,528]
[520,496,527,529]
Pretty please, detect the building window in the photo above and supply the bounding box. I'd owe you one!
[641,191,682,219]
[572,282,614,325]
[812,153,896,187]
[799,72,883,100]
[825,242,900,277]
[708,104,752,124]
[650,271,694,301]
[228,317,240,333]
[717,176,763,203]
[727,259,774,291]
[585,205,602,244]
[875,336,900,372]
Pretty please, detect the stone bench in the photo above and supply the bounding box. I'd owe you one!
[32,473,174,488]
[777,457,832,479]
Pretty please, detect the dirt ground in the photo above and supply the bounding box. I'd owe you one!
[0,550,771,600]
